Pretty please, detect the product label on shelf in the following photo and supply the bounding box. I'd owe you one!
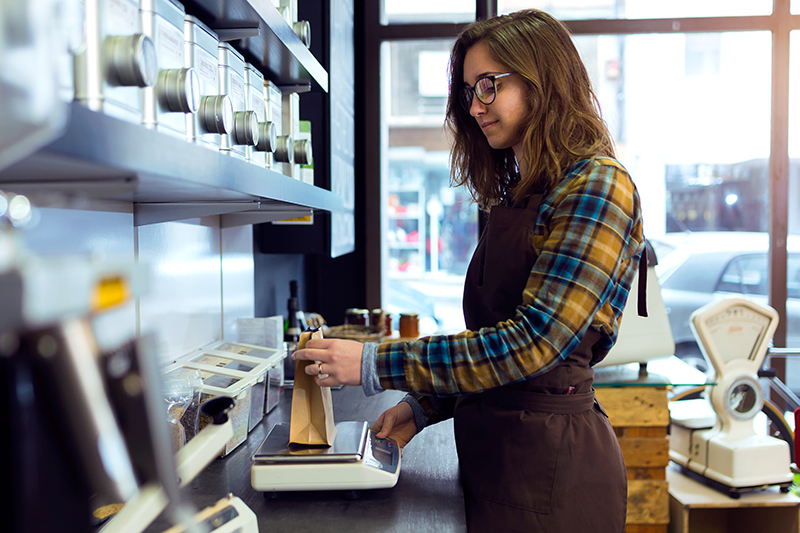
[217,342,279,360]
[250,91,265,120]
[193,354,255,373]
[230,74,245,108]
[158,26,183,65]
[196,53,218,89]
[106,0,138,34]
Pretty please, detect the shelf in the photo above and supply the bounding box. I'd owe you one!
[183,0,328,92]
[0,103,344,227]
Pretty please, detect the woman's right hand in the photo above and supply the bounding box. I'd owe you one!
[370,401,418,450]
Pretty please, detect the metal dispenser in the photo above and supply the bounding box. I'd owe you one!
[282,92,312,181]
[218,43,258,159]
[74,0,159,123]
[141,0,200,137]
[0,0,76,171]
[244,63,275,167]
[265,80,292,170]
[184,15,232,150]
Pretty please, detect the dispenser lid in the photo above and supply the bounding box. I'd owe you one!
[163,340,285,396]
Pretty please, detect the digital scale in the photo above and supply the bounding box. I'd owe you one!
[251,421,401,493]
[669,297,793,497]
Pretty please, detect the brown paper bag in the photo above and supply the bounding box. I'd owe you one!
[289,329,338,446]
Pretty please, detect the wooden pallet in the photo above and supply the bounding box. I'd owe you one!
[596,386,671,533]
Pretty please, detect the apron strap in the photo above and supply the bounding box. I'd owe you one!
[637,243,650,317]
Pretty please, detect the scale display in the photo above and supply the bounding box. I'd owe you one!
[701,303,772,364]
[691,299,778,373]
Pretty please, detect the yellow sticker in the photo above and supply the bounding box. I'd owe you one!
[92,276,129,311]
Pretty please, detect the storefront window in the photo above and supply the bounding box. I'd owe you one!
[381,0,474,24]
[499,0,772,20]
[571,31,773,373]
[382,39,478,335]
[790,31,800,162]
[573,32,771,237]
[782,30,800,382]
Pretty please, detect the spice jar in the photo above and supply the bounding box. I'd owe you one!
[399,312,419,338]
[345,308,368,326]
[383,313,393,336]
[370,308,385,330]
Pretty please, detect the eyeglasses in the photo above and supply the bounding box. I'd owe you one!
[460,72,515,111]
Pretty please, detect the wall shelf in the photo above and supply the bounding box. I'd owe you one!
[0,103,343,227]
[388,185,425,275]
[184,0,328,91]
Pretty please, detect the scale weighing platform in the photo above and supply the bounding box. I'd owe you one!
[251,421,401,493]
[669,297,793,497]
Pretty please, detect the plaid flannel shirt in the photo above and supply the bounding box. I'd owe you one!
[378,157,645,420]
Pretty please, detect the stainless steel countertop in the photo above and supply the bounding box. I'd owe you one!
[148,386,466,532]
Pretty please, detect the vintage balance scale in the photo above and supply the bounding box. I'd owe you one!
[669,297,793,497]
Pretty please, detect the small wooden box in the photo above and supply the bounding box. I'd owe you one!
[596,385,671,533]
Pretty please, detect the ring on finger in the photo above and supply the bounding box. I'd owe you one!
[318,362,323,375]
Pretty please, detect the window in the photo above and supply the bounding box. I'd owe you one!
[365,1,800,362]
[499,0,771,20]
[787,255,800,299]
[381,0,474,24]
[572,32,770,237]
[382,39,478,335]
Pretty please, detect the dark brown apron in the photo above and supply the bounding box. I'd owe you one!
[454,194,627,532]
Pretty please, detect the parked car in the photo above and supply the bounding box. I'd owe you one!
[652,231,800,380]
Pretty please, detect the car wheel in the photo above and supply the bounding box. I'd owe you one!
[675,342,711,375]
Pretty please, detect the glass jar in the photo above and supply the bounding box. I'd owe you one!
[399,312,419,338]
[345,308,369,326]
[370,308,385,330]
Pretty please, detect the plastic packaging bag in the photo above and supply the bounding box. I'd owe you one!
[163,368,203,450]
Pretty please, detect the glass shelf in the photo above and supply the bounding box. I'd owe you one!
[595,356,714,388]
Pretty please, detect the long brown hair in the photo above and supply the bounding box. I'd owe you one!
[446,9,615,209]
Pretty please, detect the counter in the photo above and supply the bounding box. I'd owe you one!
[147,386,467,532]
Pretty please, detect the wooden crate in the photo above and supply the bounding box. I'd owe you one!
[596,386,670,533]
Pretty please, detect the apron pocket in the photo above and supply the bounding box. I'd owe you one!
[454,395,563,514]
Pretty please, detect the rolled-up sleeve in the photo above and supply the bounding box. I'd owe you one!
[375,157,645,398]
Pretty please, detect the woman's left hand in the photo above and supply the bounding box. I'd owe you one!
[292,338,364,387]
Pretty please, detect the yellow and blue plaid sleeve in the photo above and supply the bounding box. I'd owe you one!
[376,157,645,398]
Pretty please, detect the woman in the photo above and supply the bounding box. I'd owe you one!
[294,9,643,531]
